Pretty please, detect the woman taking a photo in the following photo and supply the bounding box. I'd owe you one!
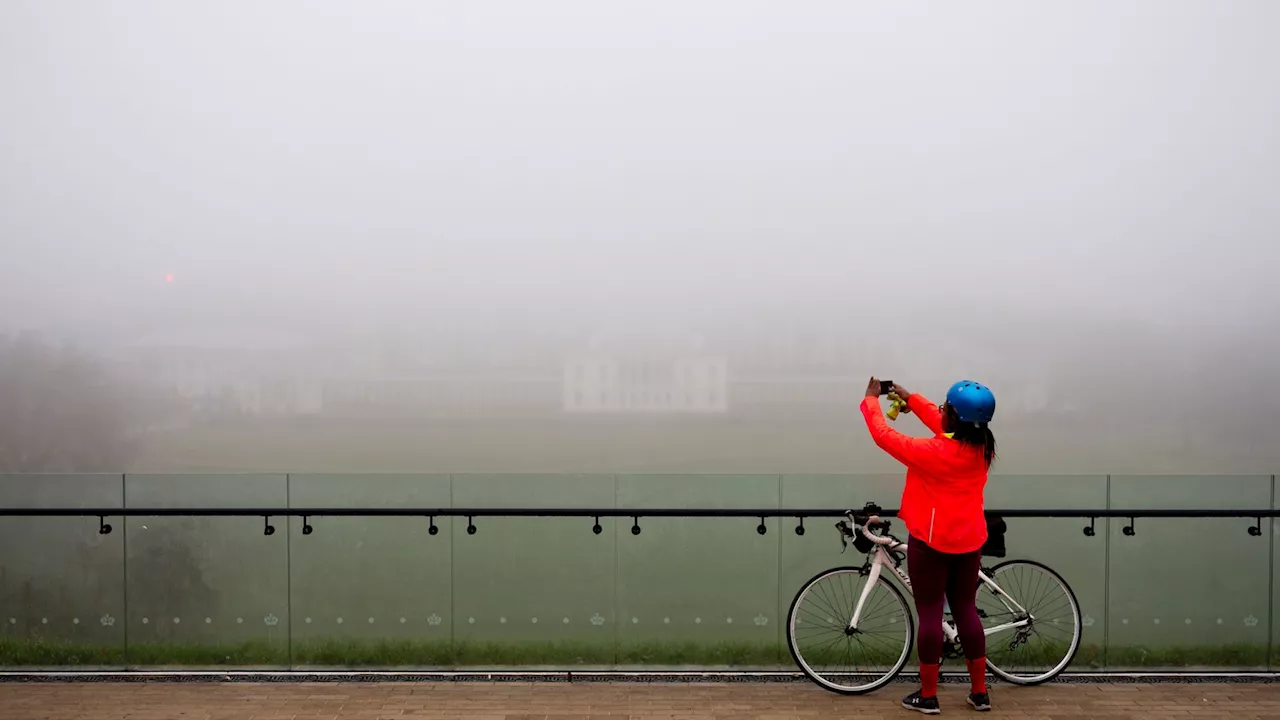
[861,377,998,714]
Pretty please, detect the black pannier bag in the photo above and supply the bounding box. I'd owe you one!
[981,515,1007,558]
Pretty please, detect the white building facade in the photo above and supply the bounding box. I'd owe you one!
[562,345,728,414]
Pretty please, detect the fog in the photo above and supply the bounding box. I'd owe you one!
[2,1,1278,475]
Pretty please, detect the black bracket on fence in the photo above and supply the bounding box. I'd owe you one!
[1083,517,1096,537]
[631,517,641,535]
[795,517,806,536]
[263,516,275,536]
[466,516,476,535]
[757,517,767,535]
[1251,518,1264,537]
[1122,518,1136,537]
[592,517,602,535]
[98,516,112,535]
[301,516,314,536]
[428,516,439,536]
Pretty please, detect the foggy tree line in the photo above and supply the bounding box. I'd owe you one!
[0,334,142,473]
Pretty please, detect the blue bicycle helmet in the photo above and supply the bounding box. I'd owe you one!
[945,380,996,424]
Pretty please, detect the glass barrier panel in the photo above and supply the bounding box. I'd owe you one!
[983,474,1108,670]
[287,474,453,668]
[617,474,781,669]
[450,474,616,667]
[0,474,126,668]
[1107,475,1271,669]
[123,474,289,668]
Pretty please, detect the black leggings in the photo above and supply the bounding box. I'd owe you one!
[907,535,986,664]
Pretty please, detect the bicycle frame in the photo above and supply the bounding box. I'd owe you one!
[847,533,1033,642]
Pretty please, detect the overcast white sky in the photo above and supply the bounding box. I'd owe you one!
[2,0,1277,339]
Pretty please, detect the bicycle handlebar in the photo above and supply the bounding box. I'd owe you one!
[848,512,897,546]
[859,514,897,546]
[836,506,899,551]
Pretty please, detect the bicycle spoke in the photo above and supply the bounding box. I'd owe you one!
[789,567,914,694]
[979,561,1081,685]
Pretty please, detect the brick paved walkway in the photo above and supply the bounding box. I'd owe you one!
[1,681,1278,719]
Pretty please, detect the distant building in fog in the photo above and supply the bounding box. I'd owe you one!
[728,375,862,416]
[321,372,559,419]
[562,334,728,414]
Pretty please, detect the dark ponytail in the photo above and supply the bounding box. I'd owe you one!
[945,405,997,468]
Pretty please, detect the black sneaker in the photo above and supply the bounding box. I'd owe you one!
[967,692,991,712]
[901,690,941,715]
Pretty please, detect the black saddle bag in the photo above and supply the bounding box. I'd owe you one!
[981,515,1007,558]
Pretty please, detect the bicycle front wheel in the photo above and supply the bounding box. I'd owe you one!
[979,559,1082,685]
[787,566,914,695]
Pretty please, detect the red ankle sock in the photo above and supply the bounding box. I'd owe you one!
[966,657,988,694]
[920,662,940,698]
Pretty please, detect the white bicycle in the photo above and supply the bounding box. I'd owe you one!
[787,503,1082,695]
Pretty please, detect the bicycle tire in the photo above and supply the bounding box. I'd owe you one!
[981,559,1082,685]
[787,566,915,695]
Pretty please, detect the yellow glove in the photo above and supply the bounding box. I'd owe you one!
[886,392,911,421]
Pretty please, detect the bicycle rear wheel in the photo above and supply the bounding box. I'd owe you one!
[979,559,1082,685]
[787,566,914,695]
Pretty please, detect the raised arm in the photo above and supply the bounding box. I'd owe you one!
[897,387,945,436]
[860,395,946,471]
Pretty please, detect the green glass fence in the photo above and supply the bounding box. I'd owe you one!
[0,473,1274,670]
[287,473,453,668]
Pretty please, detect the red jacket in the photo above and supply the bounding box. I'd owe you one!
[860,393,988,554]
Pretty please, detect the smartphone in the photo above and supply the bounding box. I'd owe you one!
[879,380,894,396]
